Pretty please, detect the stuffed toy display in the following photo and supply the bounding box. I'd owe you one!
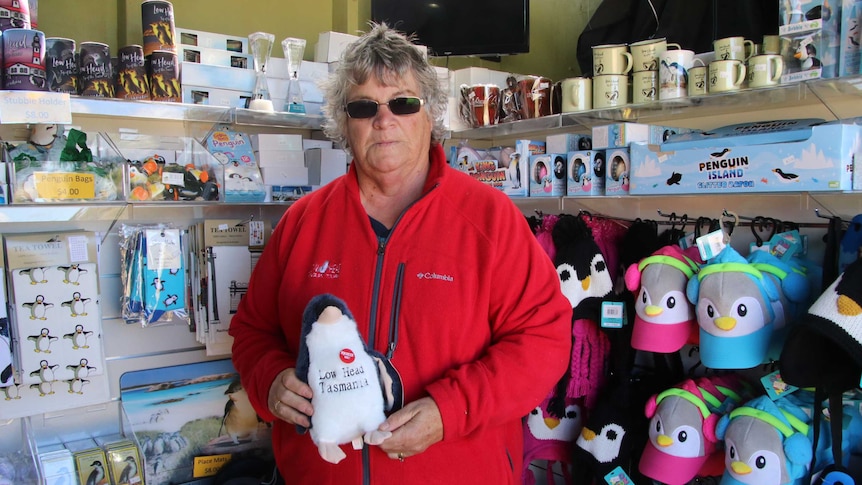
[625,244,703,353]
[638,375,751,485]
[295,294,403,464]
[714,394,815,485]
[686,246,784,369]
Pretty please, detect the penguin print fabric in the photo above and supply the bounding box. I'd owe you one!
[11,260,104,388]
[122,227,188,326]
[296,294,403,464]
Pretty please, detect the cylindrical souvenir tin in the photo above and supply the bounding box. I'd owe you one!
[115,44,149,100]
[147,50,180,102]
[78,41,114,97]
[0,0,30,31]
[28,0,36,28]
[142,0,176,57]
[45,37,78,94]
[3,28,46,91]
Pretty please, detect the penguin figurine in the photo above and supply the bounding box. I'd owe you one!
[219,377,264,444]
[61,291,91,317]
[23,295,53,320]
[118,455,139,484]
[27,327,58,353]
[63,324,94,350]
[296,294,404,464]
[58,264,87,285]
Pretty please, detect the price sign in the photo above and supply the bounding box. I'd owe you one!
[0,91,72,124]
[193,454,231,478]
[33,171,96,200]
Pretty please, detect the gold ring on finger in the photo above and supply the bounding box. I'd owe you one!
[398,452,404,462]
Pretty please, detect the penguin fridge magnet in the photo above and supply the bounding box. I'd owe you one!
[296,294,403,464]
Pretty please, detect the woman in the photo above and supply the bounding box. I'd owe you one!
[229,22,572,484]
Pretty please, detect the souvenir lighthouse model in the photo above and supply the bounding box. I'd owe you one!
[248,32,275,111]
[282,37,306,114]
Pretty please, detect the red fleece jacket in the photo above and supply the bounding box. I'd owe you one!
[229,143,572,484]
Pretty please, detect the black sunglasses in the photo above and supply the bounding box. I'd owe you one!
[345,97,425,119]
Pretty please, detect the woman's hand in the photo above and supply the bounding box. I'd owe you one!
[377,397,444,460]
[269,368,314,428]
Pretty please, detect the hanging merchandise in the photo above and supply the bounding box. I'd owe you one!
[0,231,111,419]
[839,214,862,274]
[120,223,190,327]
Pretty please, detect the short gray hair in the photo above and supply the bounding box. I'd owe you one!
[321,22,448,154]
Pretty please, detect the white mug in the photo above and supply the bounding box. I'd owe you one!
[632,70,658,104]
[630,37,681,72]
[659,48,695,100]
[561,77,592,112]
[593,44,633,76]
[593,74,629,109]
[747,54,784,88]
[709,59,746,93]
[714,36,755,61]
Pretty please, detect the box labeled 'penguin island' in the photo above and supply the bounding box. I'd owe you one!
[628,121,859,195]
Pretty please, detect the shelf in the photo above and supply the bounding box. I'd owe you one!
[449,75,862,141]
[70,97,324,130]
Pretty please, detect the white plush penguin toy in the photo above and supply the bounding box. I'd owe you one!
[295,294,403,464]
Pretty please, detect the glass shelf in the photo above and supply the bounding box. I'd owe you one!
[70,97,324,130]
[449,75,862,140]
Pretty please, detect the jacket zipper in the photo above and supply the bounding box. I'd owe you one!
[387,263,405,359]
[362,183,438,485]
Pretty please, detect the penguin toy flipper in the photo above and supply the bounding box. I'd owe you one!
[295,293,356,434]
[369,350,404,414]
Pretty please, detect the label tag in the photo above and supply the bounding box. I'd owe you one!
[601,301,626,328]
[604,465,634,484]
[162,171,185,186]
[145,228,182,270]
[768,230,802,261]
[33,171,96,200]
[249,220,264,247]
[0,91,72,124]
[696,228,727,260]
[760,370,798,400]
[193,453,231,478]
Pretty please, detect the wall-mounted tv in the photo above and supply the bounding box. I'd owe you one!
[371,0,530,57]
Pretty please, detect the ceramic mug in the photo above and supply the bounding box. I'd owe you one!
[561,76,592,112]
[659,48,694,100]
[632,70,658,104]
[630,37,681,72]
[460,84,500,127]
[714,36,755,61]
[688,60,709,96]
[592,43,633,76]
[747,54,784,88]
[762,34,781,55]
[518,76,552,119]
[593,74,629,109]
[709,59,746,93]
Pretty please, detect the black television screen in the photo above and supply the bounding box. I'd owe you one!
[371,0,530,57]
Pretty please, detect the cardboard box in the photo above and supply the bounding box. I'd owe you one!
[592,123,696,149]
[529,153,567,197]
[508,140,545,197]
[268,58,329,81]
[629,122,859,195]
[840,0,862,76]
[257,149,304,168]
[266,77,325,103]
[182,84,252,108]
[180,62,255,91]
[179,44,253,69]
[254,133,303,151]
[176,27,248,53]
[260,165,308,186]
[303,139,334,150]
[546,133,592,153]
[567,150,605,196]
[305,148,347,185]
[605,147,631,195]
[778,0,841,82]
[314,31,360,62]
